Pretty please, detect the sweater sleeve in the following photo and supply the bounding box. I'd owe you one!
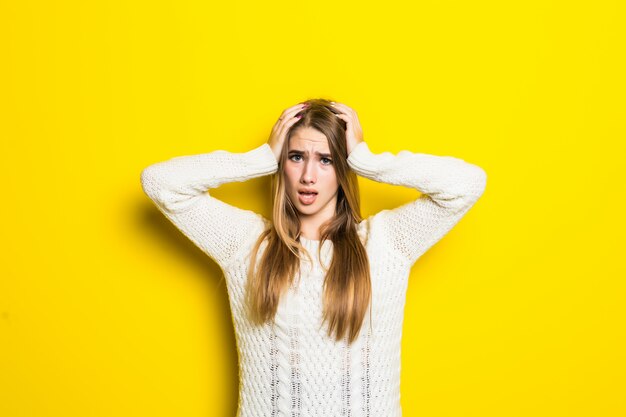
[140,143,278,269]
[347,141,487,266]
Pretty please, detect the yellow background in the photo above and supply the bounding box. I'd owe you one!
[2,1,625,416]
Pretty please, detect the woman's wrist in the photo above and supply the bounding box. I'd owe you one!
[348,139,365,157]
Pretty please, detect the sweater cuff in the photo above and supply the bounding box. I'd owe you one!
[347,141,380,177]
[245,143,279,175]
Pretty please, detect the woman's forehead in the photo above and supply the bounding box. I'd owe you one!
[290,127,328,148]
[289,137,329,152]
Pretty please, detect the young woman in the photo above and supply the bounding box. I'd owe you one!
[140,98,487,417]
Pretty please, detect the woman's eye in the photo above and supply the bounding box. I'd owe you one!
[290,155,302,162]
[321,158,332,165]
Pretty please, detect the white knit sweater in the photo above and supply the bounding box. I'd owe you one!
[140,141,487,417]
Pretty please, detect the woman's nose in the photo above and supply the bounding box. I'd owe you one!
[300,161,316,183]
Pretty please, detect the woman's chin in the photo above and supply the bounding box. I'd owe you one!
[296,205,316,215]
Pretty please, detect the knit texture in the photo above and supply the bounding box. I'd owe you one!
[140,141,487,417]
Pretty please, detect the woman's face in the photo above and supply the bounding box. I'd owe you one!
[284,127,339,219]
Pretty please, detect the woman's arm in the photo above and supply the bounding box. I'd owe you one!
[347,141,487,266]
[140,143,278,269]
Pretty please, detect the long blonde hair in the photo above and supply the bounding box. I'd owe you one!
[245,98,372,345]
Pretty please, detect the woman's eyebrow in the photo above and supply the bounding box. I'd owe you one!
[288,149,332,158]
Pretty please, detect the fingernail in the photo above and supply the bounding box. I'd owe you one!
[296,114,302,118]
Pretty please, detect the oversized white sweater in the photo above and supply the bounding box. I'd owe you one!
[140,141,487,417]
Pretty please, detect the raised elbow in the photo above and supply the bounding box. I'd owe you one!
[140,164,166,202]
[466,166,487,204]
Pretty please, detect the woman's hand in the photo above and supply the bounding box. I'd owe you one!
[267,102,309,161]
[331,102,364,156]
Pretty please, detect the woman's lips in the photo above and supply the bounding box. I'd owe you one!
[298,191,317,205]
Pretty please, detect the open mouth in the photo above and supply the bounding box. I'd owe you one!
[298,191,318,205]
